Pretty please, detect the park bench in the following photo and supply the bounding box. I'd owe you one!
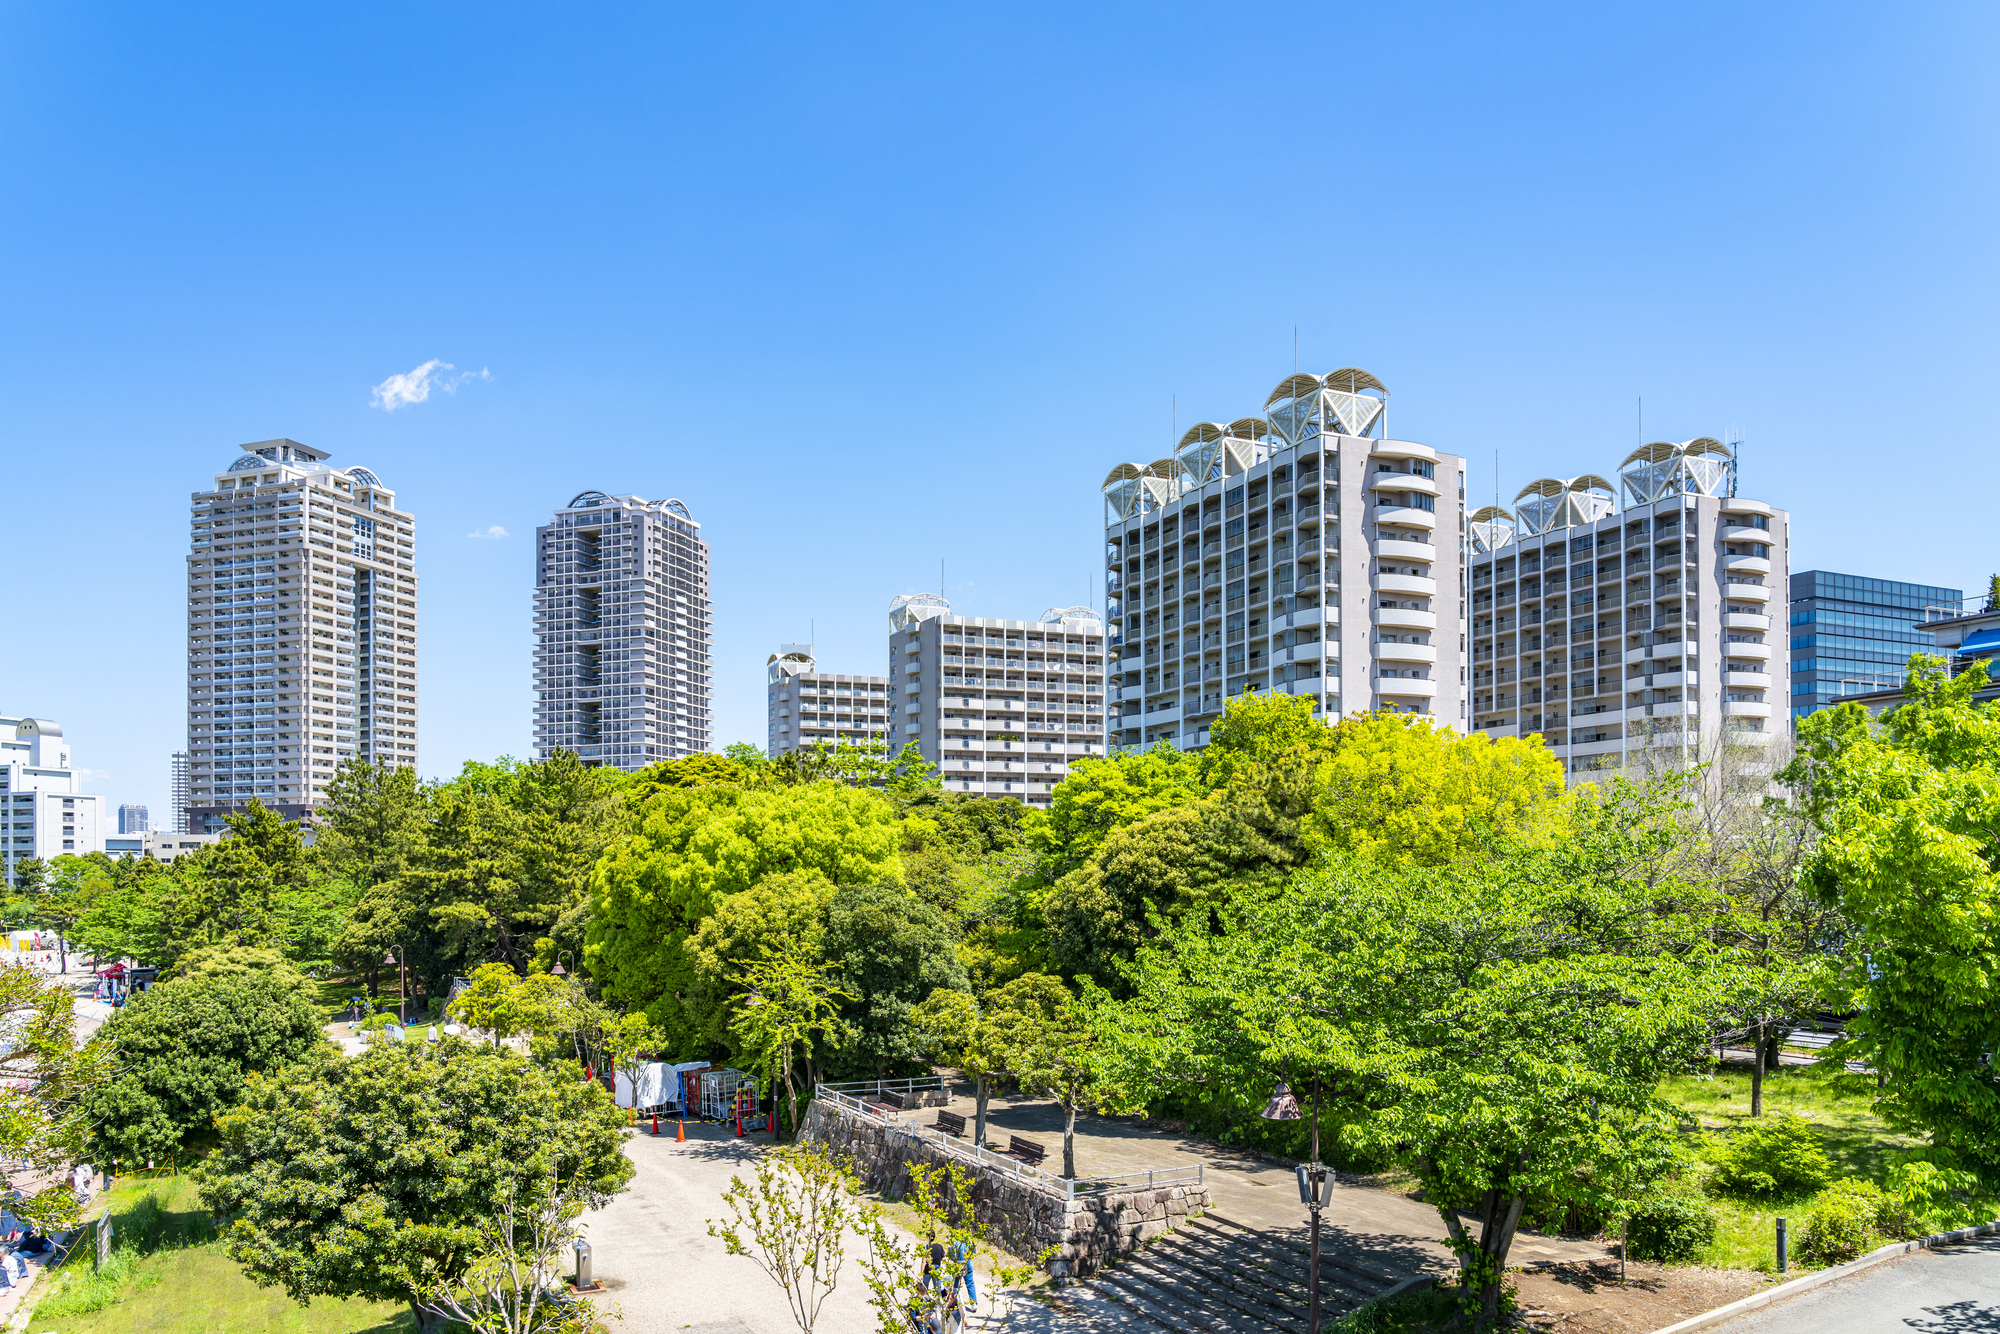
[1005,1135,1048,1169]
[867,1089,906,1115]
[931,1109,967,1137]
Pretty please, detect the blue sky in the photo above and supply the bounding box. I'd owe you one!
[4,3,1997,820]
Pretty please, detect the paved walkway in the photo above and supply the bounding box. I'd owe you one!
[1710,1236,2000,1332]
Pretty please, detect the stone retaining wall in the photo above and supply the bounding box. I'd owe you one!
[801,1098,1211,1280]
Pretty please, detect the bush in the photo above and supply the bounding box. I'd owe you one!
[1797,1192,1875,1266]
[1625,1190,1719,1263]
[1707,1115,1832,1198]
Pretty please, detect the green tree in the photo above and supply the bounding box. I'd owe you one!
[83,968,325,1165]
[1786,657,2000,1178]
[913,987,1009,1149]
[710,1145,862,1334]
[1100,804,1720,1331]
[447,960,527,1046]
[198,1040,634,1334]
[1200,690,1331,785]
[821,880,966,1078]
[686,870,835,1047]
[586,781,902,1042]
[1020,745,1205,886]
[313,756,430,892]
[11,855,46,894]
[721,742,771,771]
[731,952,856,1136]
[34,853,113,971]
[0,960,115,1231]
[987,971,1120,1179]
[630,752,748,804]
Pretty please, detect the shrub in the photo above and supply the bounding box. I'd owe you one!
[1797,1192,1875,1266]
[1624,1190,1719,1263]
[1883,1160,1997,1235]
[1707,1115,1832,1198]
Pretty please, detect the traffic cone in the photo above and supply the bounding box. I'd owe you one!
[651,1112,660,1136]
[676,1118,686,1143]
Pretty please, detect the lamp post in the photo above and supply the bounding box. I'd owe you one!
[1262,1075,1329,1334]
[382,950,406,1025]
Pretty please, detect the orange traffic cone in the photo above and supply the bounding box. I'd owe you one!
[651,1112,660,1136]
[676,1118,686,1143]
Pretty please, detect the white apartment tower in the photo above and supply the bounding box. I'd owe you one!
[887,596,1108,806]
[1467,440,1789,774]
[1101,369,1468,749]
[2,716,106,884]
[765,646,892,757]
[533,491,712,768]
[185,439,419,832]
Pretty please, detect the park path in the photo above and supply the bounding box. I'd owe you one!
[1706,1235,2000,1332]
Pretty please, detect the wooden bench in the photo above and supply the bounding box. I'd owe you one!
[1005,1135,1048,1168]
[867,1089,906,1114]
[931,1109,967,1137]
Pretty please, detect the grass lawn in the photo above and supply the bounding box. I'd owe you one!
[1659,1060,1925,1271]
[24,1174,413,1334]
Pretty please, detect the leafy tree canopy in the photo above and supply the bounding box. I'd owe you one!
[821,880,967,1079]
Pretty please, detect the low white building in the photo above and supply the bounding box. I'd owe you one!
[1,716,105,885]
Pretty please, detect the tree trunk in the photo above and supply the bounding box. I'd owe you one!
[783,1059,801,1142]
[1750,1022,1766,1118]
[1439,1191,1528,1334]
[974,1075,991,1151]
[1063,1103,1077,1179]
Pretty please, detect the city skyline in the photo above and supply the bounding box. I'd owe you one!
[8,6,1999,817]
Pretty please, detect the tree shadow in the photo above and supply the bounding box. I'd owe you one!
[1903,1300,2000,1333]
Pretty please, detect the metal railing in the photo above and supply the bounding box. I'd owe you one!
[812,1084,1203,1202]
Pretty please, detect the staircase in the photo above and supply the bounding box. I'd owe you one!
[1059,1212,1423,1332]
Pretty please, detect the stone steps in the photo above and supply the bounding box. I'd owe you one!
[1063,1208,1419,1332]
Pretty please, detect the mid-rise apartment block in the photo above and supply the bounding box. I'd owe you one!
[2,716,105,885]
[169,751,190,833]
[1100,369,1467,749]
[1788,571,1961,720]
[185,439,419,831]
[765,646,892,757]
[888,596,1108,805]
[1468,440,1788,773]
[533,491,712,769]
[117,804,150,834]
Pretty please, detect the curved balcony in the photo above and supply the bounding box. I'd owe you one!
[1373,641,1437,664]
[1372,573,1438,597]
[1725,640,1772,659]
[1725,555,1772,574]
[1722,525,1770,542]
[1724,612,1771,631]
[1724,700,1773,718]
[1368,471,1440,496]
[1371,538,1436,561]
[1725,671,1773,688]
[1374,506,1438,530]
[1373,607,1438,631]
[1369,441,1437,463]
[1376,675,1439,698]
[1725,581,1773,602]
[1720,499,1775,519]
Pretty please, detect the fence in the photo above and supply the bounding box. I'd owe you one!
[812,1083,1203,1203]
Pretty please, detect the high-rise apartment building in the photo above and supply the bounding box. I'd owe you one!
[169,751,190,833]
[1099,369,1467,749]
[117,804,149,834]
[887,596,1108,805]
[2,716,106,884]
[1788,571,1961,720]
[533,491,712,769]
[766,646,892,757]
[1468,440,1788,774]
[186,439,419,831]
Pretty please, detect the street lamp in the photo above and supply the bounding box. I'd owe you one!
[1262,1075,1331,1334]
[552,950,574,977]
[382,950,406,1025]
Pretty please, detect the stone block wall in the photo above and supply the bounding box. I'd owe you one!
[801,1099,1210,1281]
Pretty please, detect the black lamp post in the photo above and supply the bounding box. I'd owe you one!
[1262,1075,1329,1334]
[382,950,406,1025]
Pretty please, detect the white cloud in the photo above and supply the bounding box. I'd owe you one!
[468,525,509,540]
[370,360,493,412]
[74,767,112,789]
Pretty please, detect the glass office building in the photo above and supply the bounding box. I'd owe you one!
[1789,571,1961,721]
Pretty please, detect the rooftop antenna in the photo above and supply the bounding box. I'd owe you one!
[940,558,944,596]
[1293,325,1298,373]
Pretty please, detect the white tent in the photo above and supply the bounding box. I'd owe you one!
[615,1062,672,1111]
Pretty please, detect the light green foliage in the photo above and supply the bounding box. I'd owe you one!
[628,752,747,804]
[820,880,966,1078]
[722,742,771,770]
[1097,791,1718,1330]
[987,971,1119,1178]
[1787,659,2000,1179]
[1796,1190,1875,1265]
[586,781,902,1042]
[0,960,113,1233]
[1706,1114,1832,1198]
[1306,712,1568,866]
[1200,690,1329,784]
[687,870,835,1044]
[1622,1189,1718,1263]
[913,986,1008,1147]
[198,1039,633,1331]
[170,942,318,996]
[446,960,527,1044]
[709,1147,862,1334]
[1882,1159,1999,1234]
[858,1158,1042,1332]
[730,952,854,1136]
[1021,744,1205,886]
[83,968,327,1165]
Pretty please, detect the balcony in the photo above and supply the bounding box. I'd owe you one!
[1722,524,1771,542]
[1376,676,1439,698]
[1725,671,1773,688]
[1725,700,1773,718]
[1724,612,1772,630]
[1371,537,1434,560]
[1373,506,1438,530]
[1373,607,1437,631]
[1372,573,1437,597]
[1367,471,1439,497]
[1725,640,1772,659]
[1374,641,1437,664]
[1725,555,1772,574]
[1725,581,1773,602]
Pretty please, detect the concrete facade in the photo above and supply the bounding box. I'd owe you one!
[533,491,712,768]
[1,716,105,885]
[184,439,419,831]
[765,645,891,757]
[1101,370,1469,750]
[886,602,1109,806]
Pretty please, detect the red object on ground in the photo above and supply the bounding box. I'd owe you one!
[676,1118,685,1143]
[766,1105,776,1134]
[651,1112,659,1136]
